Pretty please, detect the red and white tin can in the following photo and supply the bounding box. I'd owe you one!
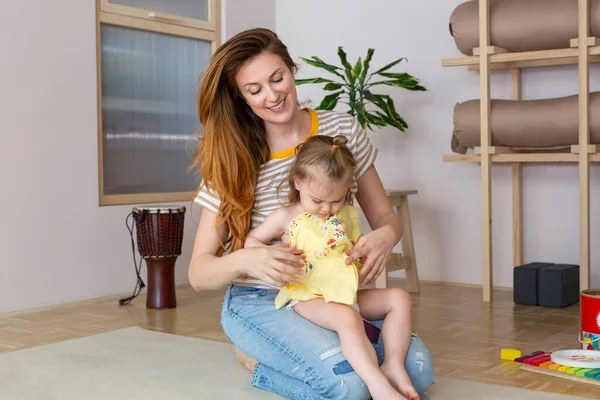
[580,290,600,350]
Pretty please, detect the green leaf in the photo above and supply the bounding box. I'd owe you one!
[311,56,342,70]
[348,99,363,116]
[378,81,427,91]
[337,47,355,86]
[299,57,345,80]
[368,72,426,90]
[365,92,408,132]
[364,111,387,127]
[364,91,387,110]
[379,72,425,89]
[348,101,368,129]
[368,72,426,91]
[316,91,342,111]
[359,48,375,86]
[323,82,344,91]
[356,111,366,128]
[369,80,425,90]
[374,110,407,132]
[295,77,336,85]
[353,57,363,80]
[378,72,412,79]
[383,96,407,127]
[336,47,353,70]
[370,57,406,76]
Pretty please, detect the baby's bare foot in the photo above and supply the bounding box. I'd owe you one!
[234,346,258,373]
[368,380,407,400]
[381,361,419,400]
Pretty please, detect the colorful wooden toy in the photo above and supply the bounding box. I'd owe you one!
[516,350,600,386]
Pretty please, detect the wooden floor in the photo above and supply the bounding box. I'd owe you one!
[0,280,596,398]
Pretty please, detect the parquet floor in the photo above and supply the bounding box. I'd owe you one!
[0,280,597,398]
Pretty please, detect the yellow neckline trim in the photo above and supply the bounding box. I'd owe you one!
[269,108,319,159]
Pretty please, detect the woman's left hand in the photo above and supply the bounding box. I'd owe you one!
[345,225,395,287]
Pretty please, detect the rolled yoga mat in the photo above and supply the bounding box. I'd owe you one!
[451,92,600,154]
[450,0,600,56]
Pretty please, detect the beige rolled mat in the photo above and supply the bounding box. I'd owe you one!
[450,0,600,56]
[451,92,600,154]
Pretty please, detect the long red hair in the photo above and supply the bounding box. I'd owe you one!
[191,28,297,252]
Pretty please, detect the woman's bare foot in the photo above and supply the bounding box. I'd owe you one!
[381,361,419,400]
[234,346,258,373]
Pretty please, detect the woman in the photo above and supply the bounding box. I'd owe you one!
[189,28,434,400]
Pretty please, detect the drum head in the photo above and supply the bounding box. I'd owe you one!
[132,205,186,214]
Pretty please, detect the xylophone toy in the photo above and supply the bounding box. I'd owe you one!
[512,350,600,386]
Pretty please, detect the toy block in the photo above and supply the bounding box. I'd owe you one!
[514,350,544,363]
[576,368,596,377]
[523,353,552,366]
[530,356,552,366]
[501,348,521,361]
[538,264,580,308]
[585,369,600,378]
[514,262,554,305]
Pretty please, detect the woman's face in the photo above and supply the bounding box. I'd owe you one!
[235,51,298,125]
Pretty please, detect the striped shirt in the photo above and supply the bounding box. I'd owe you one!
[194,109,378,289]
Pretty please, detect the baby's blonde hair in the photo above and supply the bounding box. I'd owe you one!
[287,135,356,204]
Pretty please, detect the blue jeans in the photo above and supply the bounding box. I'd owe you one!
[221,284,435,400]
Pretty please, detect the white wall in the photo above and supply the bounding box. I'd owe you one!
[0,0,275,313]
[276,0,600,288]
[223,0,276,42]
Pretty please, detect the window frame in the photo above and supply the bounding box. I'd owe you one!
[100,0,218,31]
[96,0,221,206]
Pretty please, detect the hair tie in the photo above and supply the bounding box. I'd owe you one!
[332,144,339,149]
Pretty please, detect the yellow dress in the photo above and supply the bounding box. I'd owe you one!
[274,205,363,310]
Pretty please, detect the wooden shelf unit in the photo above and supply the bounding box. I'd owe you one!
[442,46,600,71]
[441,0,596,302]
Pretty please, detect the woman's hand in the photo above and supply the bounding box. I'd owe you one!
[345,225,395,287]
[238,243,306,287]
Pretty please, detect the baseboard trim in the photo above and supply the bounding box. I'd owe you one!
[388,277,513,292]
[1,282,199,317]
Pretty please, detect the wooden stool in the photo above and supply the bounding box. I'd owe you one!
[375,190,420,293]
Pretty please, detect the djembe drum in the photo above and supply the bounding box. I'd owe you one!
[132,206,185,309]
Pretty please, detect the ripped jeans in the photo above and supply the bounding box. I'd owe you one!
[221,284,435,400]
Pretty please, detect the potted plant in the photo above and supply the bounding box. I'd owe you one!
[296,47,426,133]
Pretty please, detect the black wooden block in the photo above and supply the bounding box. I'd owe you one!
[514,262,554,305]
[513,262,554,306]
[538,264,580,308]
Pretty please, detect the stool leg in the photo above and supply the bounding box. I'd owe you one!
[401,197,420,293]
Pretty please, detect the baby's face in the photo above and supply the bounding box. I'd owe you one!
[295,174,350,218]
